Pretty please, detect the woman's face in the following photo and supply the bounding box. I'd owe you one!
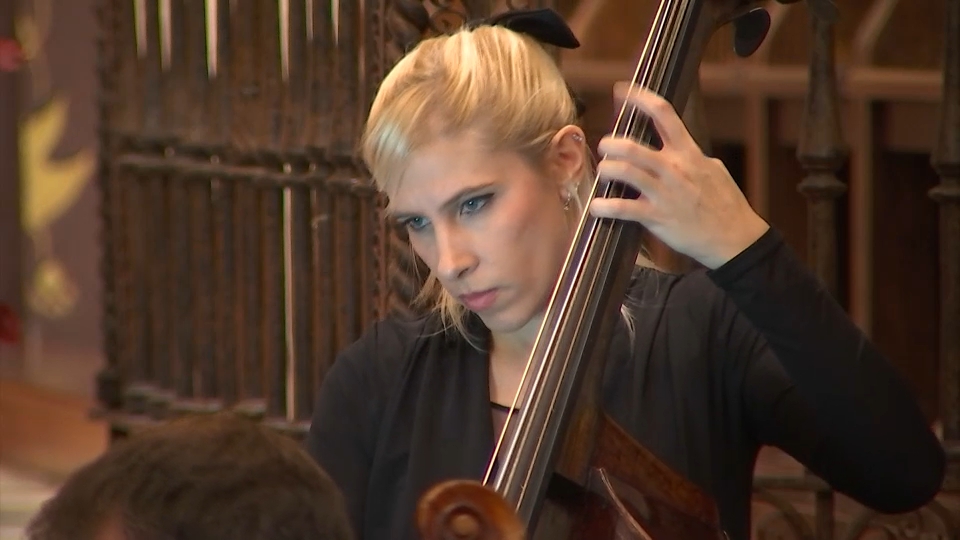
[388,129,583,337]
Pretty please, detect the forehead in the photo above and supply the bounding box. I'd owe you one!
[387,133,539,215]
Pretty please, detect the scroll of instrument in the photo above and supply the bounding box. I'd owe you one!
[416,0,837,539]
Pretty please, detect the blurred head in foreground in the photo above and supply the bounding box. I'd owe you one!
[27,412,354,540]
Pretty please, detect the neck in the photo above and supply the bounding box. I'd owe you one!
[491,312,545,364]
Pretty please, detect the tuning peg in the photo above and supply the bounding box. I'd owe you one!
[732,8,771,58]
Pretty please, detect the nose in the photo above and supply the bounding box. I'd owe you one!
[435,226,477,282]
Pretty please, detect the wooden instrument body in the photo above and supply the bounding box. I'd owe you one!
[418,414,723,540]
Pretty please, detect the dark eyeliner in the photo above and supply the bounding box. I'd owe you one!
[397,216,425,231]
[460,193,493,215]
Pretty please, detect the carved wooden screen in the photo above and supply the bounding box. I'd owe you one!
[95,0,404,436]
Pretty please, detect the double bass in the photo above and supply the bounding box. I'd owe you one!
[415,0,837,538]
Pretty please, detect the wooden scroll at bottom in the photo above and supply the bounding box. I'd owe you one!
[416,414,726,540]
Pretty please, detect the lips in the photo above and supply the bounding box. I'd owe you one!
[459,288,499,312]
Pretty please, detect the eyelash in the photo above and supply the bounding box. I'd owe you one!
[400,194,493,232]
[460,194,492,216]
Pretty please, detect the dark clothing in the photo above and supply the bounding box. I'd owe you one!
[305,228,945,540]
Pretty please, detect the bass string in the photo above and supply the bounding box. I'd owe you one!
[482,0,688,499]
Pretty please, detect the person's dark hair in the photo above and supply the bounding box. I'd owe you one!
[26,412,354,540]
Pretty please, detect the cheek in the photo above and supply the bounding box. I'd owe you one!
[498,194,567,268]
[408,235,437,268]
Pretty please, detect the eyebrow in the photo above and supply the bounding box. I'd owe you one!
[387,181,498,220]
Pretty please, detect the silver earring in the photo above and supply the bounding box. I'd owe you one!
[572,134,584,142]
[563,192,573,211]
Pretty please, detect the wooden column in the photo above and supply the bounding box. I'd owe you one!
[844,0,896,334]
[797,11,846,298]
[384,0,430,317]
[796,7,847,540]
[931,0,960,491]
[92,0,125,436]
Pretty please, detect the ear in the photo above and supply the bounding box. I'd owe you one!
[546,125,587,190]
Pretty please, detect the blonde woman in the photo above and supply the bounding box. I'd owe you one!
[306,9,944,540]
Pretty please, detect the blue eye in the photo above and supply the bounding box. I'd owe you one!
[403,216,428,231]
[460,194,491,216]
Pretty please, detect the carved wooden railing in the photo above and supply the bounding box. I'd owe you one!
[94,0,958,539]
[94,0,408,437]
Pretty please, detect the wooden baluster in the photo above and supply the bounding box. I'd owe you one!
[94,0,126,435]
[149,0,181,419]
[287,181,313,430]
[357,189,380,331]
[330,177,359,351]
[145,0,187,419]
[263,0,313,432]
[357,0,387,333]
[230,0,267,420]
[796,6,847,540]
[178,0,223,416]
[234,178,265,419]
[202,0,247,415]
[253,0,287,424]
[305,0,338,425]
[195,0,239,410]
[113,0,140,421]
[330,0,362,353]
[150,0,236,416]
[187,170,216,412]
[362,0,390,322]
[797,12,847,300]
[348,0,373,345]
[210,170,238,410]
[122,0,165,418]
[260,185,285,421]
[168,164,194,410]
[383,1,431,318]
[931,0,960,491]
[137,0,199,420]
[274,0,315,432]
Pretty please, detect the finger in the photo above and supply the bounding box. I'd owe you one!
[613,82,696,153]
[597,136,666,176]
[588,195,655,224]
[596,158,660,197]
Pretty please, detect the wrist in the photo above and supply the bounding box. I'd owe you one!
[700,214,770,270]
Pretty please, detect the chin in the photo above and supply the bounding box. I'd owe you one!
[477,304,543,336]
[477,312,521,333]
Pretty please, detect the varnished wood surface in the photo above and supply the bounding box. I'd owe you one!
[0,379,107,478]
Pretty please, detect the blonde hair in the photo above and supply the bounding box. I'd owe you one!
[361,23,596,338]
[362,25,579,189]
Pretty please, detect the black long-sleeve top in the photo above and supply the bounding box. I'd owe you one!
[306,227,945,540]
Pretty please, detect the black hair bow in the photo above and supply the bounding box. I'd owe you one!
[468,8,587,117]
[468,8,580,49]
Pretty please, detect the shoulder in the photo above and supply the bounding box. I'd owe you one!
[622,265,753,365]
[338,312,433,365]
[625,266,728,323]
[324,312,439,395]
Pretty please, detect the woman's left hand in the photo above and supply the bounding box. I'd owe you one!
[589,82,770,269]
